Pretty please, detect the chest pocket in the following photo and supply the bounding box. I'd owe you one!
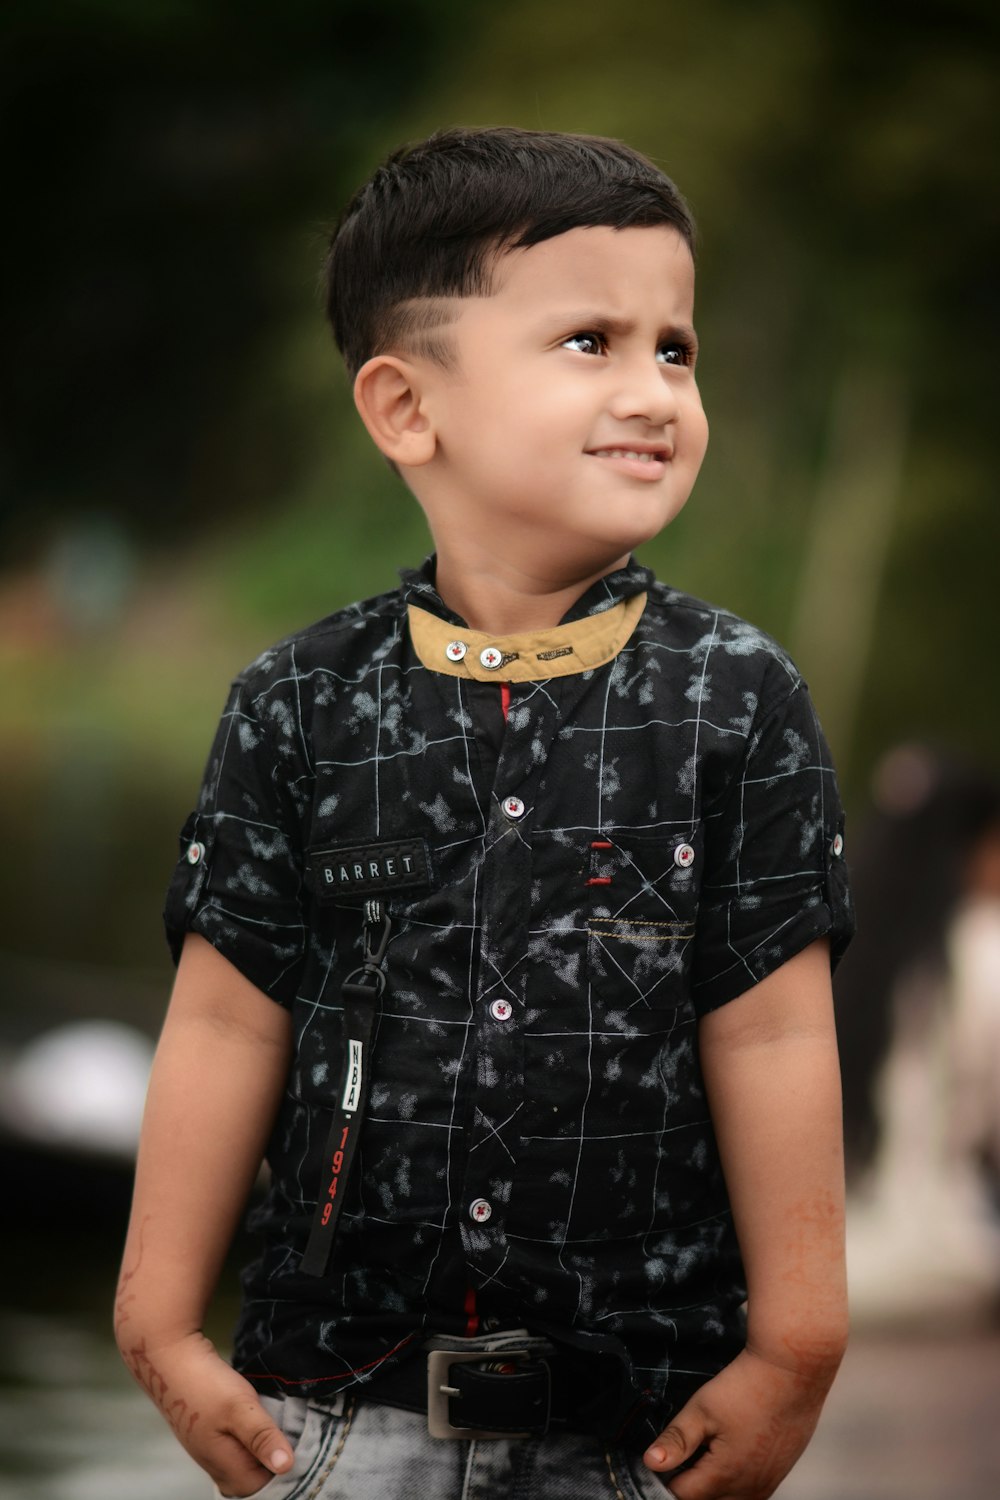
[586,831,701,1012]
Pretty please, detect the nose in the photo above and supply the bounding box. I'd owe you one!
[607,355,679,427]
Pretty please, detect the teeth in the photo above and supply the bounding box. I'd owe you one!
[593,448,662,462]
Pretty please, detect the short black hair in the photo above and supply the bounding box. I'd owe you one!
[324,126,695,379]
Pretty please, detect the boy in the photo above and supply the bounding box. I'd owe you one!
[116,127,853,1500]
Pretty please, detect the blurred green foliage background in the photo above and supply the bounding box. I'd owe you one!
[2,0,998,1014]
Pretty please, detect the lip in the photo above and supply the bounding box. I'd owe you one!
[586,445,673,480]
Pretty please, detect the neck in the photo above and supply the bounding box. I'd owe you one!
[431,547,630,634]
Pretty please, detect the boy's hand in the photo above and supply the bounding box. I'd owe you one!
[642,1345,837,1500]
[118,1327,294,1497]
[113,939,297,1491]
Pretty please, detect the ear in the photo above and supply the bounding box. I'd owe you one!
[353,355,436,468]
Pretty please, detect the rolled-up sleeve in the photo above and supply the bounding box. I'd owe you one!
[163,674,307,1008]
[692,679,854,1015]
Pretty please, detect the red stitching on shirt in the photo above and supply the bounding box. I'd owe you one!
[500,682,511,721]
[589,838,613,883]
[464,1283,479,1336]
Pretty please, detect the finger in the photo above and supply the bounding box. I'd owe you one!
[657,1451,727,1500]
[226,1398,294,1477]
[643,1405,707,1474]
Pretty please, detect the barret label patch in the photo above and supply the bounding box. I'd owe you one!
[307,838,433,901]
[537,646,573,661]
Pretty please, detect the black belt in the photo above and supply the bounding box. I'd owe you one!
[374,1339,558,1438]
[363,1331,661,1444]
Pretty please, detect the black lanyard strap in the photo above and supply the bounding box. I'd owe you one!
[300,900,391,1277]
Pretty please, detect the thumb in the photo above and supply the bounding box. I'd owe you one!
[643,1402,707,1474]
[231,1397,294,1476]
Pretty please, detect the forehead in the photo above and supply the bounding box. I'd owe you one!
[485,224,696,319]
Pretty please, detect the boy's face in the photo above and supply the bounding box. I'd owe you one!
[408,224,708,581]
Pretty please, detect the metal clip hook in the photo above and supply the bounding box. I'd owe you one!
[342,899,393,1001]
[363,899,392,966]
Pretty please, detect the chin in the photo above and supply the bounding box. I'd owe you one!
[597,520,674,555]
[555,537,639,578]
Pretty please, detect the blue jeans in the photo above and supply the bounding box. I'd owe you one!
[215,1393,676,1500]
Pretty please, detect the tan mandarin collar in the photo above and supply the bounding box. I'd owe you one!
[407,591,647,682]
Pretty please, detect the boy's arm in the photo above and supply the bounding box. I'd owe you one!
[644,937,848,1500]
[115,933,296,1497]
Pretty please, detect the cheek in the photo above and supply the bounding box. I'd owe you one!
[493,393,579,463]
[477,384,542,443]
[685,396,709,459]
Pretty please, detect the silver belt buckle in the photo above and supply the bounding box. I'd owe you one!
[426,1348,534,1440]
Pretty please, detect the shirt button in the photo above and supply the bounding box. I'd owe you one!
[445,640,467,663]
[831,832,844,857]
[490,999,513,1022]
[186,842,205,865]
[480,646,503,670]
[469,1198,492,1223]
[502,796,526,820]
[673,842,695,869]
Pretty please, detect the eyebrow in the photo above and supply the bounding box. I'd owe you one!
[550,312,698,345]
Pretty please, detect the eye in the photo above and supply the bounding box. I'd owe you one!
[656,339,695,367]
[561,331,607,356]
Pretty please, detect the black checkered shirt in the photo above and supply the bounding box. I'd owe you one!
[165,555,853,1429]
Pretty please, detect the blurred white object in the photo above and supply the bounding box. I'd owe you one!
[949,897,1000,1176]
[1,1021,153,1158]
[848,907,1000,1327]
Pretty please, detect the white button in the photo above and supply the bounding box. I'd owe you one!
[469,1198,492,1223]
[480,646,504,670]
[502,796,526,820]
[832,832,844,857]
[186,842,205,865]
[673,843,695,869]
[445,640,467,663]
[490,999,513,1022]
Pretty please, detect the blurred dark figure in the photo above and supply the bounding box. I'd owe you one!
[837,743,1000,1183]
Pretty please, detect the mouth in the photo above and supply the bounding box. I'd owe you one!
[586,446,672,479]
[588,447,670,464]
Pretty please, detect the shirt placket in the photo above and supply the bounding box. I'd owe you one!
[459,681,558,1288]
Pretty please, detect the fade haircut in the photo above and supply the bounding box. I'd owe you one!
[323,126,695,380]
